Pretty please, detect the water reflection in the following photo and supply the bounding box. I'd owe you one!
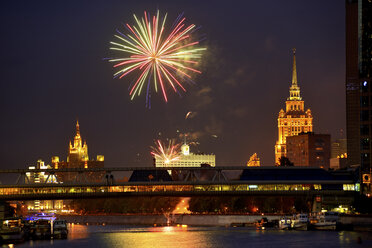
[148,225,188,233]
[14,225,372,248]
[97,226,212,248]
[68,223,89,240]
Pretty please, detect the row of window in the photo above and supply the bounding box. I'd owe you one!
[290,104,302,111]
[361,138,370,150]
[281,121,310,126]
[360,80,370,93]
[0,183,359,196]
[361,124,370,135]
[360,153,370,169]
[360,110,372,121]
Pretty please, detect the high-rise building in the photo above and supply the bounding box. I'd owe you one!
[345,0,372,172]
[275,49,313,164]
[286,133,331,168]
[67,120,89,164]
[54,121,104,182]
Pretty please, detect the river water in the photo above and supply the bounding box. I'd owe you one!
[14,224,372,248]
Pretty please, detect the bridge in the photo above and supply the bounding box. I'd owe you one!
[0,166,359,202]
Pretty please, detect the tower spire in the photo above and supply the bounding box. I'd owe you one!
[292,48,297,86]
[76,120,80,135]
[288,48,301,101]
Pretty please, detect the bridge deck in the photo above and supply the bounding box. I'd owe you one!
[0,181,357,200]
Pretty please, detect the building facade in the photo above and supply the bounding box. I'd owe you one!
[275,49,313,164]
[331,139,347,159]
[154,143,215,167]
[346,0,372,173]
[247,153,261,167]
[25,160,63,213]
[286,133,331,168]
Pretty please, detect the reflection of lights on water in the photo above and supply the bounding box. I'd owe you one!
[68,223,89,240]
[163,226,173,233]
[149,225,189,233]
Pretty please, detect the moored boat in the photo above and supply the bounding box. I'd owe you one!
[278,216,292,230]
[255,217,275,230]
[32,219,52,239]
[53,220,68,239]
[312,212,338,231]
[291,213,309,230]
[0,217,25,243]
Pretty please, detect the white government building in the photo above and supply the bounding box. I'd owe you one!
[155,143,216,167]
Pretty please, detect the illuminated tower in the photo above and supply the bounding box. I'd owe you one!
[275,49,313,164]
[67,120,89,163]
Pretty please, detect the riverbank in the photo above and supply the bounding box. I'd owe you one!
[60,214,372,229]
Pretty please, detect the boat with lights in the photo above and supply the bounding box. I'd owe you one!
[0,217,25,243]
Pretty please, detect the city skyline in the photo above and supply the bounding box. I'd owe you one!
[0,1,345,168]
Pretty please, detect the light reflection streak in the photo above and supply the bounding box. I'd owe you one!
[102,227,209,248]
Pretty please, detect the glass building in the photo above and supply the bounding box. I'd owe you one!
[346,0,372,172]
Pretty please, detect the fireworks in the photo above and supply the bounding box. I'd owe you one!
[151,139,181,165]
[109,10,206,103]
[185,111,192,119]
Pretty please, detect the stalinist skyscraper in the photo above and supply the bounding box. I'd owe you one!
[275,49,313,164]
[67,121,89,163]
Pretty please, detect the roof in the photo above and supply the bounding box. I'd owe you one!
[239,167,355,181]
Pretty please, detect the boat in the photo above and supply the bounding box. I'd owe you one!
[312,212,338,231]
[32,219,52,239]
[0,217,25,243]
[53,220,68,239]
[291,213,309,230]
[278,216,292,230]
[255,217,275,230]
[28,212,56,221]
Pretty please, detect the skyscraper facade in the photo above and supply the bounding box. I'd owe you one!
[275,49,313,164]
[286,133,331,168]
[346,0,372,172]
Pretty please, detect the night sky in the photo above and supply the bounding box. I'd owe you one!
[0,1,345,169]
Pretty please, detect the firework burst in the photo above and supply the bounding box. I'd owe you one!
[151,139,181,165]
[109,10,206,104]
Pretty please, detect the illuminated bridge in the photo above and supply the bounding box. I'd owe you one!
[0,166,360,201]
